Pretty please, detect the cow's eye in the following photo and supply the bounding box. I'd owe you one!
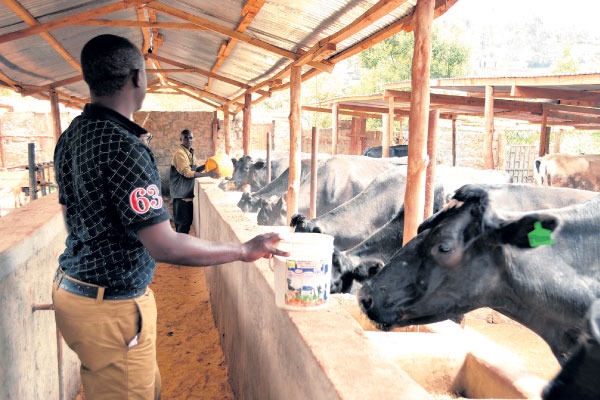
[438,242,452,253]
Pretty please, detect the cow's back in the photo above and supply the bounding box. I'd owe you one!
[534,153,600,191]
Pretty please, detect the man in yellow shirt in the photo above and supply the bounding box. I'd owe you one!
[169,129,214,233]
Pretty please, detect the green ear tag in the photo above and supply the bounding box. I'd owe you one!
[527,221,555,247]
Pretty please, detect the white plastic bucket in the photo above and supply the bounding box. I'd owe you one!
[273,232,334,310]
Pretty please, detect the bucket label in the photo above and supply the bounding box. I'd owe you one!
[284,259,329,307]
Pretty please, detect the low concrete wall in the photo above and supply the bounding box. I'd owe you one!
[0,193,80,400]
[195,180,433,400]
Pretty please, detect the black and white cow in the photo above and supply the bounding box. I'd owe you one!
[358,184,600,364]
[237,159,313,213]
[335,183,598,293]
[291,166,408,250]
[542,299,600,399]
[362,145,409,158]
[219,155,291,192]
[255,155,407,226]
[293,166,510,252]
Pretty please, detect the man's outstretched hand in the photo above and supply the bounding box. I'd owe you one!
[241,232,290,262]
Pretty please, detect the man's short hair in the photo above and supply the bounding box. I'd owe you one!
[81,34,143,97]
[181,129,192,137]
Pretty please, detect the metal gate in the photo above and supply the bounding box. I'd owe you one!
[504,145,537,183]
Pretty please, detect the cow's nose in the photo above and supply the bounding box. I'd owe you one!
[359,294,373,312]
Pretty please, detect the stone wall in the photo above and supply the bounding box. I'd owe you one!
[0,112,74,168]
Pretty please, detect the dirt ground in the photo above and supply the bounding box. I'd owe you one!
[153,263,234,400]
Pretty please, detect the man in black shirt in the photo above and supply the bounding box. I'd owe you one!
[53,34,287,400]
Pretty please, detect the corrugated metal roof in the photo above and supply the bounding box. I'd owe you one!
[0,0,456,112]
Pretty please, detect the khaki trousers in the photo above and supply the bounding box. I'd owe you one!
[52,282,161,399]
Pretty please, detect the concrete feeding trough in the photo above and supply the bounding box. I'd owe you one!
[195,180,558,400]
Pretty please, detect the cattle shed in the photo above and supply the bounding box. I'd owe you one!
[0,0,585,399]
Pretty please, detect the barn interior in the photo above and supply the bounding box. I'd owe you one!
[0,0,598,399]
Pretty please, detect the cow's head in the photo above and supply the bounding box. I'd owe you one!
[229,156,268,192]
[237,192,261,213]
[358,183,559,331]
[257,196,286,226]
[331,249,383,294]
[290,213,322,234]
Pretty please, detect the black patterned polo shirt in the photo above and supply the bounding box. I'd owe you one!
[54,103,170,292]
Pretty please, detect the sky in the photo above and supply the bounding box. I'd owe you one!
[439,0,600,28]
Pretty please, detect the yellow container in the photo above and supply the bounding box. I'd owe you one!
[204,153,234,178]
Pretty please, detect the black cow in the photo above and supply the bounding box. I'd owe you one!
[362,145,409,158]
[291,166,408,251]
[255,155,407,226]
[294,166,510,252]
[335,183,598,293]
[358,184,600,365]
[219,155,290,192]
[542,299,600,400]
[237,159,313,213]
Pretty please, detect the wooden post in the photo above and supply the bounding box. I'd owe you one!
[382,112,390,158]
[28,143,37,200]
[424,109,439,218]
[383,95,394,157]
[243,93,252,155]
[397,117,405,145]
[271,119,276,151]
[50,88,62,143]
[331,103,338,155]
[223,108,231,155]
[451,118,457,166]
[553,129,563,153]
[223,105,231,155]
[350,117,360,155]
[497,130,506,171]
[539,109,550,157]
[287,65,302,225]
[211,111,218,154]
[483,85,495,169]
[266,131,272,184]
[403,0,434,245]
[309,127,319,219]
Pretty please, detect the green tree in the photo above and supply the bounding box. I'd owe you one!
[552,45,579,74]
[351,28,469,95]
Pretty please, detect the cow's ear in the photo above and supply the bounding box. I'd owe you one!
[497,214,559,248]
[254,160,266,169]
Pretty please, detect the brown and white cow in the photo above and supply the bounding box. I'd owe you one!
[534,153,600,191]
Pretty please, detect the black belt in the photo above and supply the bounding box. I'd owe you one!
[54,269,145,301]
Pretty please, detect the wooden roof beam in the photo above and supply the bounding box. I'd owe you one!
[327,0,411,45]
[18,74,83,96]
[136,7,168,86]
[78,19,202,29]
[206,0,267,90]
[172,87,222,109]
[385,89,545,114]
[329,0,458,64]
[546,110,600,125]
[543,103,600,116]
[146,53,249,89]
[512,85,600,103]
[0,1,151,45]
[168,77,229,104]
[146,1,332,72]
[2,0,80,71]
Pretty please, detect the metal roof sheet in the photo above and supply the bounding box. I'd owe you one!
[0,0,456,111]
